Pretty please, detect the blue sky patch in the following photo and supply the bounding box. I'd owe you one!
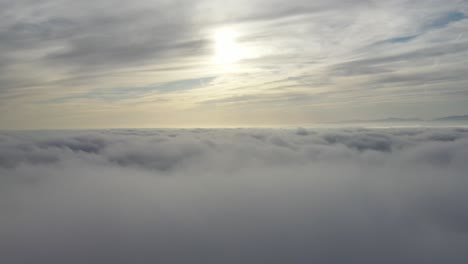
[424,11,466,30]
[386,34,420,44]
[377,11,466,46]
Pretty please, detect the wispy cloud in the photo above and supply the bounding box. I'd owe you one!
[1,0,468,128]
[379,10,467,44]
[42,77,216,103]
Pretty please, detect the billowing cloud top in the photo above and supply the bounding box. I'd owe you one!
[1,128,468,263]
[1,0,468,129]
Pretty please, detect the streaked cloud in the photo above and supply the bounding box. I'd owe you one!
[43,76,216,103]
[1,0,468,128]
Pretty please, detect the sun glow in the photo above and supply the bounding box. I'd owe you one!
[213,28,245,64]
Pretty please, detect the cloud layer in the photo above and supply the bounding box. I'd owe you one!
[1,127,468,263]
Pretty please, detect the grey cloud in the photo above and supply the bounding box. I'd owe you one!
[375,67,468,86]
[379,11,467,44]
[322,132,394,152]
[1,128,468,264]
[205,0,371,24]
[2,127,468,170]
[295,127,309,135]
[37,136,110,153]
[44,77,215,103]
[334,42,468,77]
[0,0,207,94]
[43,3,205,71]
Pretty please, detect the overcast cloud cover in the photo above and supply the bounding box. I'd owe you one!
[1,0,468,128]
[1,128,468,263]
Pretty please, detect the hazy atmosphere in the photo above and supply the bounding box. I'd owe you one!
[1,1,468,263]
[1,0,468,129]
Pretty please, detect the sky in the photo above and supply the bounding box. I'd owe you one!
[1,0,468,129]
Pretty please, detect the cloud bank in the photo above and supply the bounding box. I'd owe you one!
[1,127,468,263]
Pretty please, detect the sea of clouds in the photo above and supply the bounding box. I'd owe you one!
[1,127,468,263]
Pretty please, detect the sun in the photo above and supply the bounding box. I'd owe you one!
[213,28,244,64]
